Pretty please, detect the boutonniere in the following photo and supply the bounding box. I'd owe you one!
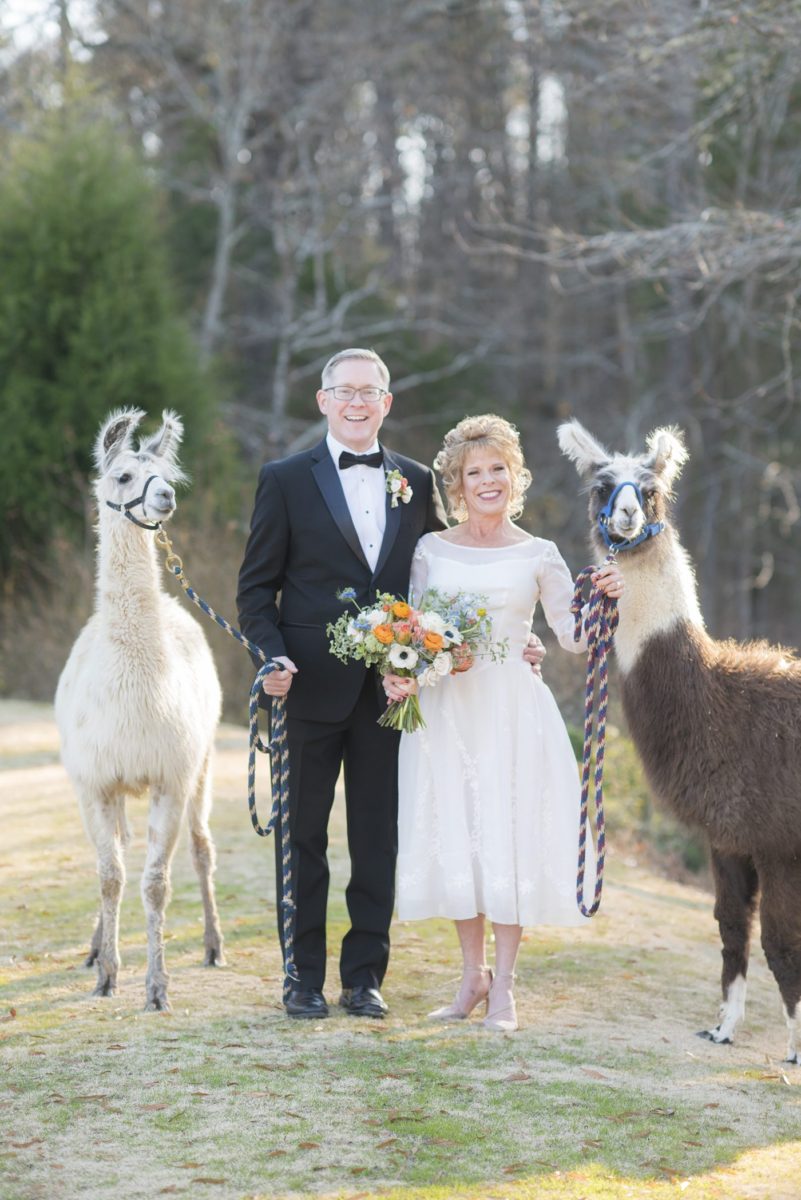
[386,468,413,508]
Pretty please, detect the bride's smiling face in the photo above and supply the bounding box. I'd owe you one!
[461,447,512,519]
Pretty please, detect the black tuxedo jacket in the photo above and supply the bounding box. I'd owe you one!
[237,438,448,723]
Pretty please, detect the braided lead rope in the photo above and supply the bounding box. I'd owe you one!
[154,528,299,1000]
[570,553,619,917]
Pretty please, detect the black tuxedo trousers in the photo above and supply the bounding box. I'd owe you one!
[237,439,448,991]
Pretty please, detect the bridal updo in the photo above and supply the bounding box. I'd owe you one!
[433,413,532,522]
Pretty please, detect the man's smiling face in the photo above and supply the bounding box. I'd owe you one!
[317,358,393,452]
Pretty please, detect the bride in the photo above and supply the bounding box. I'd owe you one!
[383,414,623,1031]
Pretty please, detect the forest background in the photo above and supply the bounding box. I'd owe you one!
[2,0,800,795]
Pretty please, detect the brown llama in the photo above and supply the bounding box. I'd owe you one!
[558,418,801,1063]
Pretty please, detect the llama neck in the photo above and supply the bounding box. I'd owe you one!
[614,526,704,675]
[96,509,165,636]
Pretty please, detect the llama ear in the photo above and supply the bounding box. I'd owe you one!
[645,426,688,486]
[95,408,145,471]
[139,409,184,466]
[557,419,611,478]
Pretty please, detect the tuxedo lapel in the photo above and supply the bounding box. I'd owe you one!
[310,440,371,571]
[371,446,403,581]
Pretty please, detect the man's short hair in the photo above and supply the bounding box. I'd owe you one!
[321,348,390,390]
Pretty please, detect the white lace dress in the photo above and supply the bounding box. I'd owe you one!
[396,533,594,927]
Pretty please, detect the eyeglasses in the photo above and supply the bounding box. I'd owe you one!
[323,386,388,404]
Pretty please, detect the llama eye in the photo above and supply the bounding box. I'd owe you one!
[118,473,132,484]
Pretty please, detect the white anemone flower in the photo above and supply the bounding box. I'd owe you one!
[442,623,462,645]
[433,651,453,675]
[388,643,419,669]
[367,608,388,628]
[346,620,364,643]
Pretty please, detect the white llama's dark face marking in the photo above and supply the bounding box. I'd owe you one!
[94,409,185,526]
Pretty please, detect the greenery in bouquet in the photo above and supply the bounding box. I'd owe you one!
[326,587,508,732]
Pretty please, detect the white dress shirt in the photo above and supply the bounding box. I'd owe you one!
[326,432,387,571]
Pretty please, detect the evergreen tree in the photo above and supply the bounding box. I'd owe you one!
[0,101,214,582]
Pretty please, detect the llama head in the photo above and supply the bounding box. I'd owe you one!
[557,418,688,554]
[94,408,187,528]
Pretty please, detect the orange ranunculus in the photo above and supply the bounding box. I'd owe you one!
[392,601,411,619]
[374,624,395,644]
[423,631,444,652]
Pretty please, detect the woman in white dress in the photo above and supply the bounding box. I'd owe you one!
[383,415,623,1031]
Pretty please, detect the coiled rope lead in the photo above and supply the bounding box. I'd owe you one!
[570,553,619,917]
[154,527,299,1001]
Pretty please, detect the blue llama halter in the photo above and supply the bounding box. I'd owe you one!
[598,481,665,551]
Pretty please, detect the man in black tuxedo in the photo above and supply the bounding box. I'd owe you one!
[237,349,448,1019]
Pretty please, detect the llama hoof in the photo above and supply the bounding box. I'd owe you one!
[783,1053,801,1066]
[696,1027,732,1045]
[204,946,225,967]
[144,995,172,1013]
[92,979,116,998]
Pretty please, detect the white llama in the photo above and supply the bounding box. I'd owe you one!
[55,408,224,1011]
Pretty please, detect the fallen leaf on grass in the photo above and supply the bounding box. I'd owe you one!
[503,1163,526,1174]
[377,1138,398,1149]
[190,1091,209,1097]
[580,1068,609,1080]
[266,1150,287,1158]
[140,1103,169,1111]
[177,1163,203,1169]
[29,1050,45,1056]
[350,1167,367,1175]
[191,1178,226,1185]
[298,1142,320,1149]
[649,1107,675,1117]
[11,1139,43,1148]
[503,1070,531,1082]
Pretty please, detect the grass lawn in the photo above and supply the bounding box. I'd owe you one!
[1,700,800,1200]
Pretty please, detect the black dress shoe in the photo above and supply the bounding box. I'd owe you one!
[284,988,329,1019]
[339,986,389,1019]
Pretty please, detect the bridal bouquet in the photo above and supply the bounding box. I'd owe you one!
[327,587,508,732]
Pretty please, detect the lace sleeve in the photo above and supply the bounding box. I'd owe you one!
[408,539,429,607]
[538,542,586,654]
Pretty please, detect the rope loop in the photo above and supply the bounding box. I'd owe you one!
[571,553,619,917]
[154,525,299,999]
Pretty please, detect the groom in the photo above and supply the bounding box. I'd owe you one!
[237,349,449,1019]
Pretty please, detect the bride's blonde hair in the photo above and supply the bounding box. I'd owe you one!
[434,413,532,522]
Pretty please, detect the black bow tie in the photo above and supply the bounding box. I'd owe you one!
[339,449,384,470]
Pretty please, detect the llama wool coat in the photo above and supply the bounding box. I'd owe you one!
[236,437,447,992]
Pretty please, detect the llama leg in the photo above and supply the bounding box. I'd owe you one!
[85,914,102,967]
[698,850,758,1044]
[86,795,127,998]
[141,792,183,1012]
[758,864,801,1064]
[187,757,225,967]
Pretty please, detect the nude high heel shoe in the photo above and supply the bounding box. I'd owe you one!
[483,971,518,1032]
[427,965,493,1021]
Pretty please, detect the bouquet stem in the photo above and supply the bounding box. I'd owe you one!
[378,694,425,733]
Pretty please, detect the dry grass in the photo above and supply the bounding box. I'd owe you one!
[2,702,801,1200]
